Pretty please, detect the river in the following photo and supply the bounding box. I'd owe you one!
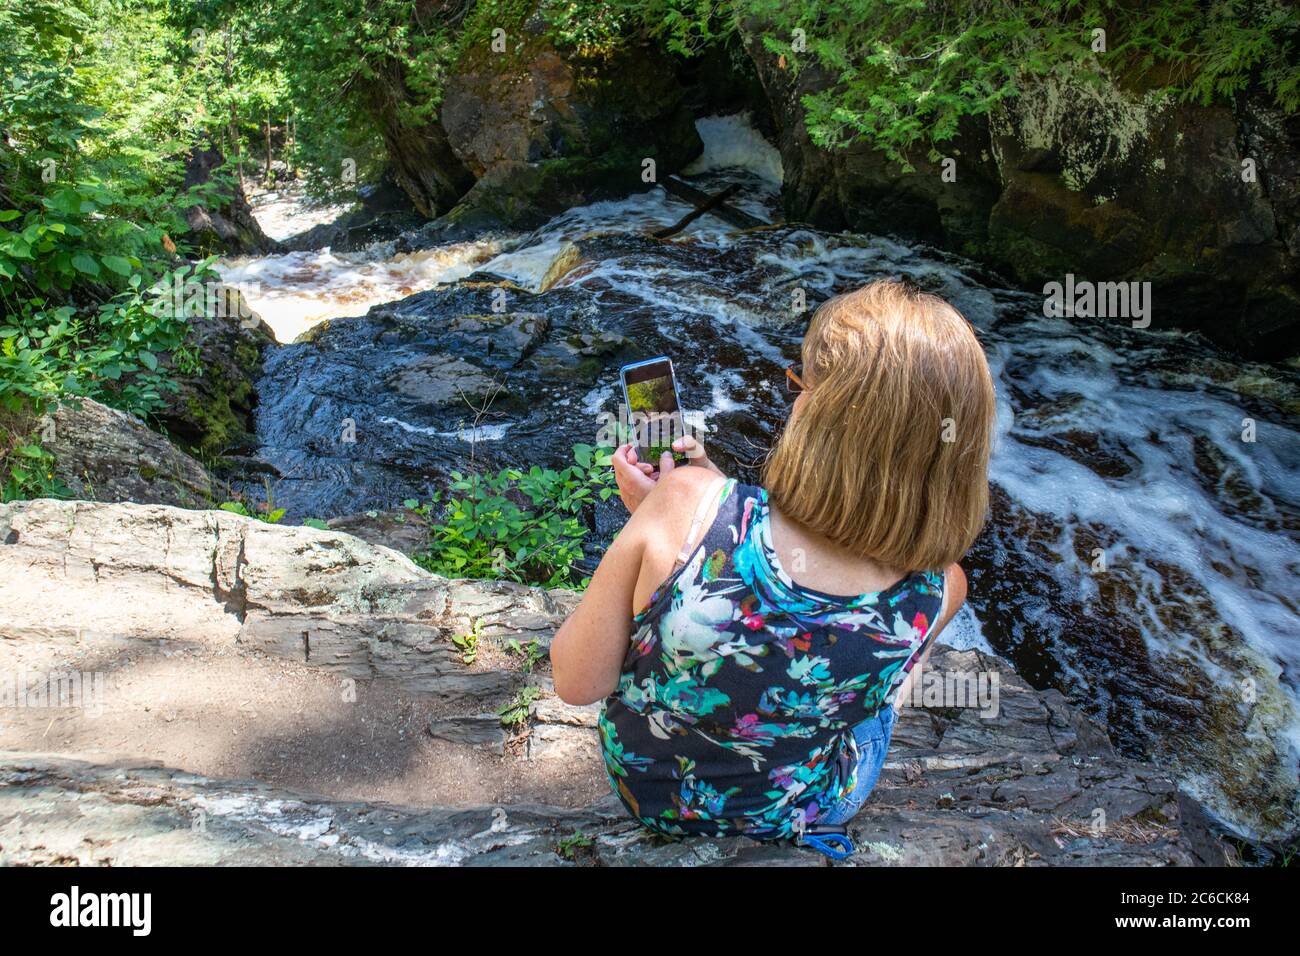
[218,114,1299,851]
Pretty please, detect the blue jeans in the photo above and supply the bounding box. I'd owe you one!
[819,705,898,826]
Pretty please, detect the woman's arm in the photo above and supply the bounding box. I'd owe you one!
[550,464,717,705]
[892,563,967,714]
[549,515,645,705]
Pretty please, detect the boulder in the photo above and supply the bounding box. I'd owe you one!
[280,172,429,253]
[40,397,226,509]
[388,354,506,407]
[0,498,1227,866]
[181,144,279,255]
[156,285,277,459]
[0,498,573,689]
[416,25,702,239]
[426,715,510,755]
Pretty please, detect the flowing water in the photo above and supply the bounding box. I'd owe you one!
[221,114,1300,848]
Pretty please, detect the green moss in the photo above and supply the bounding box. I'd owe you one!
[183,388,253,459]
[233,341,260,375]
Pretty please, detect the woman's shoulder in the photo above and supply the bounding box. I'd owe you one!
[631,468,732,542]
[649,464,729,507]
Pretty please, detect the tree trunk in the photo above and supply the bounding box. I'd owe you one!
[286,114,296,177]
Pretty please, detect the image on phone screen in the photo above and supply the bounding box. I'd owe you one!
[621,357,683,464]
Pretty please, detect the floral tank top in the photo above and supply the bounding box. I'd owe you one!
[599,479,945,841]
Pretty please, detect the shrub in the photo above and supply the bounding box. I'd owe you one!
[411,444,616,589]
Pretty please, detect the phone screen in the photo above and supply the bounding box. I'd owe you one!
[622,358,683,463]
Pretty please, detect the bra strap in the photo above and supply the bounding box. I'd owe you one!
[672,476,728,570]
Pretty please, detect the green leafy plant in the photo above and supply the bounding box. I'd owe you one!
[219,500,286,524]
[497,684,541,727]
[0,261,204,420]
[452,618,483,666]
[0,0,226,472]
[412,444,615,589]
[555,830,594,861]
[505,638,545,674]
[616,0,1299,168]
[218,477,289,524]
[0,403,70,502]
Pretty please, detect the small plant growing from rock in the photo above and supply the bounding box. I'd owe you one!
[505,638,544,673]
[497,685,540,727]
[0,406,68,502]
[220,477,288,524]
[556,831,594,862]
[220,499,286,524]
[452,618,482,665]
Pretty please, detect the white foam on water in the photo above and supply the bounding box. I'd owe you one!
[937,605,994,654]
[247,185,353,242]
[684,113,784,188]
[216,241,501,342]
[378,415,511,443]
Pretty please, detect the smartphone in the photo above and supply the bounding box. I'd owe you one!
[620,356,686,465]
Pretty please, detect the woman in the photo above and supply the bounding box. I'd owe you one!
[550,278,997,860]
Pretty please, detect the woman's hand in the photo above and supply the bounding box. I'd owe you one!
[611,443,658,515]
[611,437,724,514]
[672,435,722,475]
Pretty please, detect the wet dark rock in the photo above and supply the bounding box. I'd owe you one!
[439,312,551,369]
[281,208,427,255]
[388,354,506,407]
[281,175,428,253]
[326,508,428,556]
[157,285,277,460]
[528,330,634,385]
[250,277,646,518]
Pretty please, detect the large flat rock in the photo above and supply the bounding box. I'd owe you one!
[0,499,1225,865]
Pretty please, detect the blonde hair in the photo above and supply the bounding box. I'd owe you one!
[763,279,996,571]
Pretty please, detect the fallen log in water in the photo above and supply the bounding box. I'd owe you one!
[653,183,741,238]
[657,176,767,234]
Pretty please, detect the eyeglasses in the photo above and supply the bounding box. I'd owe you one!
[785,363,807,393]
